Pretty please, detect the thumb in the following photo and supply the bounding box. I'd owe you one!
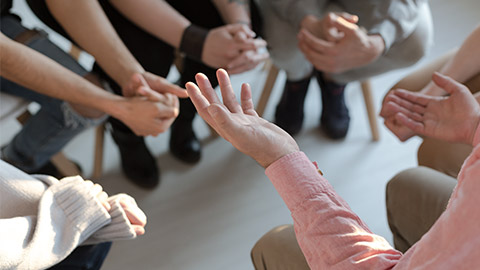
[330,16,358,33]
[432,72,466,95]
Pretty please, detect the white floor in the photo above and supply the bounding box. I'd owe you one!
[4,1,480,269]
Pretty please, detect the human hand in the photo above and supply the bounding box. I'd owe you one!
[381,91,416,141]
[203,24,268,73]
[122,72,188,99]
[116,92,179,136]
[301,13,358,42]
[385,73,480,145]
[85,180,111,212]
[297,16,384,74]
[186,69,299,168]
[117,196,147,236]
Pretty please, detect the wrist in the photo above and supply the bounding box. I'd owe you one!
[368,34,385,58]
[180,24,209,62]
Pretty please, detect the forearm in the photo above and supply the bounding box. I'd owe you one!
[266,152,402,269]
[436,26,480,85]
[45,0,144,88]
[0,33,128,118]
[212,0,251,26]
[109,0,189,48]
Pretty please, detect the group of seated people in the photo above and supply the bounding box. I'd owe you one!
[0,0,479,269]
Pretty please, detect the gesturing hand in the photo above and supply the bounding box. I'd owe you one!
[298,15,384,74]
[186,69,299,168]
[384,73,480,145]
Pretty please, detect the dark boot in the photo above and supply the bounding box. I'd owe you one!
[109,118,159,189]
[169,98,201,164]
[316,72,350,139]
[274,77,311,136]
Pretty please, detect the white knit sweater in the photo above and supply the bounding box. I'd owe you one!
[0,160,138,270]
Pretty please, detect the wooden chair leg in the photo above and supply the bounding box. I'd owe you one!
[256,64,280,117]
[92,123,105,179]
[360,80,380,141]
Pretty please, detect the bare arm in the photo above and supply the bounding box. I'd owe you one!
[212,0,251,27]
[421,25,480,96]
[109,0,190,48]
[0,33,179,136]
[45,0,144,88]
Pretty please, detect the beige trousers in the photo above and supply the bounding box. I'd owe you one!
[250,55,480,269]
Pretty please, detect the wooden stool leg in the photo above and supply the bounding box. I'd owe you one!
[51,152,82,176]
[92,123,105,179]
[361,80,380,141]
[256,65,280,117]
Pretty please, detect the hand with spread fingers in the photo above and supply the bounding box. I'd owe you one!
[186,69,299,168]
[385,73,480,145]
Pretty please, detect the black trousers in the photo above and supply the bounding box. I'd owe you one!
[27,0,261,135]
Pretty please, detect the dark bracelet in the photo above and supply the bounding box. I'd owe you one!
[179,24,209,62]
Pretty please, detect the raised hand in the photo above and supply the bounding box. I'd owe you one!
[186,69,299,168]
[384,73,480,145]
[298,15,384,74]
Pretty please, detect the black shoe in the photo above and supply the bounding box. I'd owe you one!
[274,77,311,136]
[110,122,160,189]
[316,73,350,139]
[31,160,83,179]
[169,120,201,164]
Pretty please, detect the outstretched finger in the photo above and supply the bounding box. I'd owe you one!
[186,82,214,125]
[388,93,426,115]
[137,86,168,103]
[393,89,431,107]
[195,73,222,104]
[240,83,258,116]
[395,112,425,134]
[216,69,243,113]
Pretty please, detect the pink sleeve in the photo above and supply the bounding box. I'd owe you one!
[266,152,402,270]
[472,120,480,147]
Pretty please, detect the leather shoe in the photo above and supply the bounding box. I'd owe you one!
[110,125,160,189]
[317,73,350,139]
[274,77,311,136]
[169,120,201,164]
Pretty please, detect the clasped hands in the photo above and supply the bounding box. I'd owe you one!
[298,12,385,74]
[203,24,269,74]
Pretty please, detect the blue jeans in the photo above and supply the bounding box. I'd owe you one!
[47,242,112,270]
[0,15,105,172]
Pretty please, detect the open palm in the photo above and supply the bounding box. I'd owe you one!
[186,69,299,168]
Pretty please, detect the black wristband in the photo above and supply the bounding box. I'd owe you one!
[179,24,209,62]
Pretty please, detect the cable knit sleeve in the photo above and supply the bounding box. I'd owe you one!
[0,164,111,270]
[84,194,139,244]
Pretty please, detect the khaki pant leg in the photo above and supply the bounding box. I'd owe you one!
[251,225,310,270]
[417,138,473,178]
[386,167,456,253]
